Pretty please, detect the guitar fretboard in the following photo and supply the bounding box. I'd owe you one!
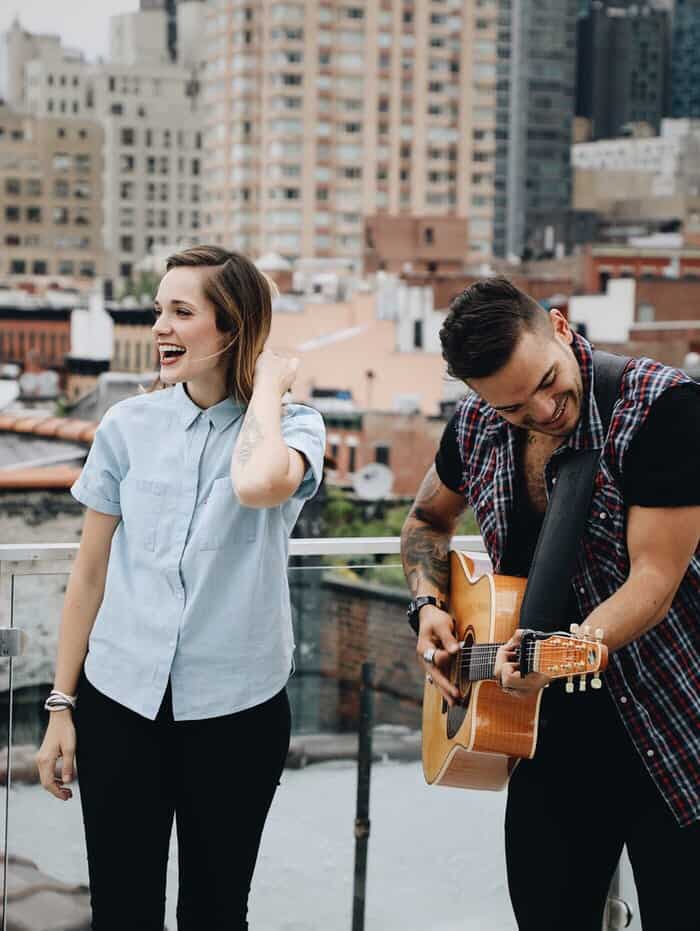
[460,643,504,682]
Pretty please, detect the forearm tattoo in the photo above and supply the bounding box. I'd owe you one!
[236,409,264,466]
[401,468,451,595]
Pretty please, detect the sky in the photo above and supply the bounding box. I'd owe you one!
[0,1,141,63]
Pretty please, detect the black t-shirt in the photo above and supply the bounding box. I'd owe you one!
[435,382,700,580]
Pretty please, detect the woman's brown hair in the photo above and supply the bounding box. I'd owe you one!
[150,245,276,404]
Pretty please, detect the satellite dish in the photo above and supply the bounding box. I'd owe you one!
[0,380,19,409]
[352,463,394,500]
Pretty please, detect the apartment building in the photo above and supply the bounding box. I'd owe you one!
[201,0,576,266]
[4,6,207,288]
[201,0,492,263]
[0,103,104,281]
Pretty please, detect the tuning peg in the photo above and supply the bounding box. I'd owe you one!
[569,623,580,635]
[595,628,604,641]
[565,675,574,694]
[583,625,592,638]
[591,673,602,690]
[579,674,587,692]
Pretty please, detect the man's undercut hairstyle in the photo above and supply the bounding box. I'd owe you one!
[439,277,550,381]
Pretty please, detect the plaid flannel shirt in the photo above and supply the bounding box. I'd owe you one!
[453,334,699,827]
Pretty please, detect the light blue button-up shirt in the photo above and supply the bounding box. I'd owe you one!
[71,382,326,720]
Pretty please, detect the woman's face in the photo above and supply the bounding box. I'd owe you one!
[152,266,232,397]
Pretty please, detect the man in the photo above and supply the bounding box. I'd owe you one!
[401,278,699,931]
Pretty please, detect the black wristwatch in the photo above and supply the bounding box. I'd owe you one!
[406,596,449,635]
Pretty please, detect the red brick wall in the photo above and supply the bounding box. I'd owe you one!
[328,412,447,497]
[404,273,575,311]
[584,251,700,293]
[0,319,70,368]
[635,278,700,322]
[318,577,422,731]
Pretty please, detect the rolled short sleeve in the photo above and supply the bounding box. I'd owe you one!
[623,383,700,507]
[281,403,326,500]
[70,410,126,516]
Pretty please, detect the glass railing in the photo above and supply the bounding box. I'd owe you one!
[0,539,637,931]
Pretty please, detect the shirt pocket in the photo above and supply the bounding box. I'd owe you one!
[200,476,259,551]
[119,476,170,551]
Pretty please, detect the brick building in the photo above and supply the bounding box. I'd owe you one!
[364,215,469,275]
[0,307,71,369]
[583,244,700,293]
[325,409,447,498]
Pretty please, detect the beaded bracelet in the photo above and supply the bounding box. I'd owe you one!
[44,689,77,712]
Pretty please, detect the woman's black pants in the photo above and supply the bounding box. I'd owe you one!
[505,683,699,931]
[74,674,291,931]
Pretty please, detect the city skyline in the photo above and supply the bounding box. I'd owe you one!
[0,1,139,63]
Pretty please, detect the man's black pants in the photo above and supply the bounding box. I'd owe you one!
[505,683,698,931]
[74,674,291,931]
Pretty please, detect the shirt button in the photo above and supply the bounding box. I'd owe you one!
[599,512,607,520]
[579,586,585,594]
[646,749,655,758]
[620,696,627,704]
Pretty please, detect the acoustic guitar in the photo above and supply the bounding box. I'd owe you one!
[422,550,608,791]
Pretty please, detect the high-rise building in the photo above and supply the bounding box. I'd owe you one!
[0,103,104,281]
[671,0,700,118]
[577,1,671,140]
[139,0,206,63]
[496,0,579,260]
[4,6,207,287]
[201,0,488,265]
[201,0,577,266]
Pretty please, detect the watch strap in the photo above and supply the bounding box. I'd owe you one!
[407,595,449,635]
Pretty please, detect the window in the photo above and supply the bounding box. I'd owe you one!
[27,207,42,223]
[424,227,435,244]
[53,207,69,225]
[121,127,135,145]
[414,319,424,349]
[10,260,26,274]
[374,444,390,467]
[32,260,48,275]
[4,178,20,195]
[5,207,20,222]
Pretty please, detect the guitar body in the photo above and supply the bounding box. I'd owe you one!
[422,551,539,791]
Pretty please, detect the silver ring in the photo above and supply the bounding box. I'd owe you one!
[422,647,437,666]
[426,673,434,685]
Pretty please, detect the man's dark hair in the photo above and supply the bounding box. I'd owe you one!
[440,277,550,380]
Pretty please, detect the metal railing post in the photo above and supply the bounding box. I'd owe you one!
[351,662,374,931]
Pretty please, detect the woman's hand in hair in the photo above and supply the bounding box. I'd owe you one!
[253,349,299,398]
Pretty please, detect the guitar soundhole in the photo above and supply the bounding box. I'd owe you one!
[445,628,474,738]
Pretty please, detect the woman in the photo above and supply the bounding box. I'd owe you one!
[36,246,326,930]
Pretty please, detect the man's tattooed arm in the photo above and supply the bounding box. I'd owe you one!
[401,466,465,598]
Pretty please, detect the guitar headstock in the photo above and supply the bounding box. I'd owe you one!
[519,625,608,692]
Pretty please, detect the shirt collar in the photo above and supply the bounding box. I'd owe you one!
[172,381,245,432]
[482,331,603,451]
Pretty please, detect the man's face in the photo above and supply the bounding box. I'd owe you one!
[469,311,583,438]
